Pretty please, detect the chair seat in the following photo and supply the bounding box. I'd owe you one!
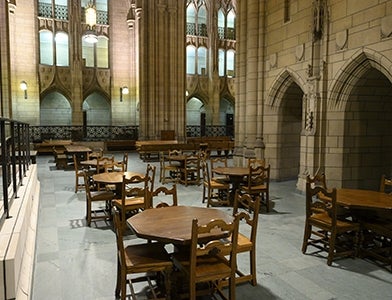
[124,243,172,271]
[309,212,360,232]
[208,179,230,189]
[112,196,145,210]
[237,233,252,252]
[90,190,115,201]
[242,183,267,193]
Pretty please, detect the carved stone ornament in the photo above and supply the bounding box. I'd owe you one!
[381,15,392,38]
[270,53,277,68]
[295,44,305,61]
[336,29,348,50]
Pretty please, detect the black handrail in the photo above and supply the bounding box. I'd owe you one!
[0,118,31,228]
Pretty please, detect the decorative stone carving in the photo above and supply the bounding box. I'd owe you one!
[381,15,392,38]
[270,53,277,68]
[312,0,325,41]
[336,29,348,50]
[295,44,305,61]
[38,65,56,92]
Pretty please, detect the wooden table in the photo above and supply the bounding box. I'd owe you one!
[93,171,144,196]
[213,166,249,202]
[65,145,92,162]
[80,157,114,168]
[127,206,233,245]
[337,188,392,210]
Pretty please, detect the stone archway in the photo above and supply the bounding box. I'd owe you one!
[265,69,305,181]
[327,49,392,189]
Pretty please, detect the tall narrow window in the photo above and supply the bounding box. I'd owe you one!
[284,0,291,23]
[217,9,225,39]
[82,39,94,67]
[218,49,225,76]
[226,50,235,77]
[197,47,207,75]
[197,5,207,37]
[55,32,69,66]
[96,36,109,68]
[186,5,197,35]
[226,10,235,39]
[39,30,54,65]
[186,45,196,74]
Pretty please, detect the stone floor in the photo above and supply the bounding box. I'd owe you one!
[32,152,392,299]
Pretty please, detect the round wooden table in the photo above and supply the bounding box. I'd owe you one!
[212,167,249,203]
[337,188,392,210]
[93,171,144,196]
[127,206,234,245]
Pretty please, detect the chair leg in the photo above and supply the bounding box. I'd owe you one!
[327,231,337,266]
[302,223,311,254]
[115,258,121,298]
[87,199,92,226]
[250,249,257,286]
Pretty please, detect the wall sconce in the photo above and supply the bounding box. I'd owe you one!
[120,86,129,102]
[20,81,28,99]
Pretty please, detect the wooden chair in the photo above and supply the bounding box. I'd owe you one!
[247,158,265,168]
[360,174,392,272]
[53,146,68,170]
[73,154,90,193]
[84,171,114,226]
[113,207,172,300]
[172,217,239,300]
[201,159,230,207]
[240,164,271,212]
[210,157,229,183]
[232,191,261,286]
[151,185,178,208]
[87,147,103,160]
[114,152,128,172]
[179,153,201,186]
[380,174,392,194]
[112,175,149,233]
[159,152,180,184]
[301,175,360,266]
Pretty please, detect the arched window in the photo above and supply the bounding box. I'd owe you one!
[218,49,225,76]
[217,9,225,39]
[39,30,54,65]
[82,39,94,67]
[96,36,109,68]
[197,47,207,75]
[226,49,235,77]
[186,45,196,74]
[226,10,236,39]
[186,4,197,35]
[198,5,207,37]
[55,32,69,66]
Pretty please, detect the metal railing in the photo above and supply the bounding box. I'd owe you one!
[0,118,31,228]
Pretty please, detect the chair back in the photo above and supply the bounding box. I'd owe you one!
[145,163,156,192]
[233,191,261,243]
[112,207,126,269]
[380,174,392,194]
[73,154,80,171]
[121,174,150,209]
[247,158,266,168]
[96,156,114,173]
[189,217,239,285]
[151,185,178,208]
[201,159,211,183]
[305,175,337,225]
[246,164,270,191]
[88,147,103,160]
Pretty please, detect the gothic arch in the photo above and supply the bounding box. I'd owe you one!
[329,48,392,110]
[266,68,306,108]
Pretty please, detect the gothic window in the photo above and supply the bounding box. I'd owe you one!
[186,0,208,37]
[39,30,54,65]
[218,49,225,76]
[38,0,68,20]
[197,47,207,75]
[55,32,69,66]
[226,49,235,77]
[186,45,196,74]
[217,8,236,40]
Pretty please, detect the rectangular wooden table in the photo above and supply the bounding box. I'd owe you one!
[64,145,92,162]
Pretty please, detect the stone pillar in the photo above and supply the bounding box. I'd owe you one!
[135,0,185,141]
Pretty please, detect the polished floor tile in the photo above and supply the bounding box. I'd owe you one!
[32,152,392,299]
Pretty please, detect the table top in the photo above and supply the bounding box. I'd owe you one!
[93,171,144,184]
[337,188,392,210]
[127,206,234,245]
[64,145,92,152]
[213,166,249,177]
[80,158,114,167]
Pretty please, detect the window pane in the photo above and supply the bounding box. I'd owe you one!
[218,49,225,76]
[96,36,108,68]
[217,10,225,39]
[82,39,95,67]
[186,5,196,23]
[55,32,69,66]
[186,46,196,75]
[197,47,207,75]
[39,30,53,65]
[226,50,235,77]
